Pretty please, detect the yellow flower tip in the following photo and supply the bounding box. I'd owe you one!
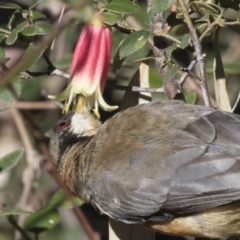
[92,108,100,119]
[48,95,56,100]
[89,14,108,28]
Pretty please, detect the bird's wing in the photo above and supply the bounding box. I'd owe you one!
[162,109,240,215]
[87,101,240,223]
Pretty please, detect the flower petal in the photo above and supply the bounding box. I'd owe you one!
[97,85,118,111]
[48,83,72,102]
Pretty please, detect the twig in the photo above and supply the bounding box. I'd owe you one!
[43,53,56,71]
[10,109,42,240]
[51,5,66,50]
[106,83,165,93]
[1,101,60,110]
[0,203,31,240]
[7,215,32,240]
[51,69,70,79]
[178,0,211,107]
[177,58,197,85]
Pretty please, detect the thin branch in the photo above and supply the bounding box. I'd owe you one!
[106,83,165,93]
[177,58,197,85]
[10,109,42,240]
[1,101,60,110]
[178,0,211,107]
[0,203,31,240]
[7,215,32,240]
[51,5,66,50]
[51,69,70,79]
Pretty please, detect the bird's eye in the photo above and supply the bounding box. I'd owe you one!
[56,120,70,131]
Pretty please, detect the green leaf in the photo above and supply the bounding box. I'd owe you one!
[237,14,240,24]
[0,148,23,174]
[0,207,31,216]
[44,129,52,138]
[119,30,150,59]
[0,2,21,9]
[180,34,190,49]
[0,47,5,59]
[102,12,121,26]
[29,0,39,9]
[189,2,221,18]
[184,89,197,104]
[22,23,53,36]
[22,43,47,69]
[0,76,22,111]
[49,190,84,209]
[113,39,126,70]
[147,0,173,23]
[30,10,47,21]
[104,0,140,14]
[5,29,18,45]
[163,65,178,81]
[24,206,60,234]
[0,34,5,43]
[15,21,27,33]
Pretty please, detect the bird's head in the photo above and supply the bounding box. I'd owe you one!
[49,110,101,166]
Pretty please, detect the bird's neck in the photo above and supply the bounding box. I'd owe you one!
[57,138,92,196]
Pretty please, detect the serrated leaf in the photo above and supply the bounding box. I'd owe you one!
[22,23,53,36]
[147,0,173,23]
[180,34,190,49]
[119,30,150,59]
[104,0,140,14]
[0,76,22,111]
[0,148,23,174]
[102,12,121,26]
[29,0,39,9]
[5,29,18,45]
[24,206,60,234]
[163,65,178,81]
[0,2,21,9]
[49,190,84,209]
[22,43,46,69]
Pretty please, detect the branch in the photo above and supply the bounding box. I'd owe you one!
[0,203,31,240]
[178,0,211,106]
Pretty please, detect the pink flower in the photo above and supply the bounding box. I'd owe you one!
[49,17,118,115]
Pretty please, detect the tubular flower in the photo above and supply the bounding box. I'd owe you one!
[49,19,118,115]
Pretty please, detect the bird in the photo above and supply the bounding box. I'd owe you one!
[49,100,240,238]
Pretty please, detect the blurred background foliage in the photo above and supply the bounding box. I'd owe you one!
[1,0,240,239]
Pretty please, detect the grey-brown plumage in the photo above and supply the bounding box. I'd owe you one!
[49,101,240,238]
